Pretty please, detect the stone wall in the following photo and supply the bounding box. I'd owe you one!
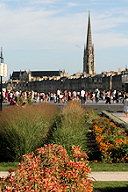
[57,103,124,114]
[5,73,126,93]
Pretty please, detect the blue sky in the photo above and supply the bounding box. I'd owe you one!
[1,0,128,79]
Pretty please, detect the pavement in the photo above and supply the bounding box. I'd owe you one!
[112,112,128,124]
[0,171,128,181]
[90,172,128,181]
[0,171,9,178]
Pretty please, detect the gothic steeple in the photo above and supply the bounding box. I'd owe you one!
[86,11,92,51]
[83,12,95,75]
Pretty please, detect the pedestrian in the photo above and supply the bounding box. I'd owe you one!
[124,94,128,117]
[81,89,85,104]
[10,97,16,105]
[106,90,111,104]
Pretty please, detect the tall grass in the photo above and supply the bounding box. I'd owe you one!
[0,102,98,162]
[47,101,98,156]
[0,103,58,162]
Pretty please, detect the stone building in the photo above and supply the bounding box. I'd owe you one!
[83,12,95,75]
[7,70,68,91]
[5,69,128,93]
[10,70,68,82]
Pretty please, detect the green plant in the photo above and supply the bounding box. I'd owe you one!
[0,104,58,162]
[0,144,93,192]
[48,101,97,156]
[16,95,25,106]
[27,95,32,105]
[0,162,19,171]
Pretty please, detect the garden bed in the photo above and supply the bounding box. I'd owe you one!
[0,101,128,191]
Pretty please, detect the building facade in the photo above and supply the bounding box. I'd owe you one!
[5,69,128,93]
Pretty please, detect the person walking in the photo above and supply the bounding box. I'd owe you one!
[81,89,85,104]
[124,94,128,117]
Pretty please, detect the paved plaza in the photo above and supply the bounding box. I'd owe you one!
[112,112,128,124]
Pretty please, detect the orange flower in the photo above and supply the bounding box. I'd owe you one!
[94,160,98,163]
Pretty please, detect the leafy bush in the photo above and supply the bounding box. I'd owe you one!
[0,104,58,162]
[92,117,128,163]
[47,101,92,155]
[0,144,93,192]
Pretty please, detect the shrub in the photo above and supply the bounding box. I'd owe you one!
[47,101,91,155]
[0,144,93,192]
[0,104,58,162]
[92,117,128,163]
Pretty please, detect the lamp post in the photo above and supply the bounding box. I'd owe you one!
[0,47,7,111]
[0,76,2,111]
[0,48,2,111]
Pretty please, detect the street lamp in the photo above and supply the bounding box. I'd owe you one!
[0,47,7,111]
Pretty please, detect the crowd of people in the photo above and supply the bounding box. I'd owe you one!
[2,89,128,105]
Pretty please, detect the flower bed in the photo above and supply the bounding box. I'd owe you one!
[0,144,93,192]
[92,117,128,163]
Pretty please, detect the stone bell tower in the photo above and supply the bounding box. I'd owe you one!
[83,12,95,75]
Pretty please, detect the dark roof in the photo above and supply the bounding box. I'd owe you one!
[31,71,61,77]
[93,74,102,78]
[11,71,24,80]
[10,71,61,80]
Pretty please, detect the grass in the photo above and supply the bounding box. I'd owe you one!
[0,162,19,171]
[0,103,58,162]
[47,101,98,156]
[90,162,128,172]
[0,162,128,172]
[93,181,128,192]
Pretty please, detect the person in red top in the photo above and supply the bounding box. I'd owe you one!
[5,91,9,102]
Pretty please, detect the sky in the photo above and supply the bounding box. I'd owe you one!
[1,0,128,80]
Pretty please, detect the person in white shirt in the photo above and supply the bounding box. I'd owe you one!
[124,94,128,117]
[81,89,85,104]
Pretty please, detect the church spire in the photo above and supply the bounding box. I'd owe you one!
[83,12,95,75]
[86,11,92,50]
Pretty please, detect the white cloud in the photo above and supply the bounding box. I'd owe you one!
[89,10,128,49]
[0,2,6,8]
[92,10,128,32]
[28,0,56,5]
[94,33,128,49]
[67,2,78,7]
[0,5,86,50]
[0,2,128,52]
